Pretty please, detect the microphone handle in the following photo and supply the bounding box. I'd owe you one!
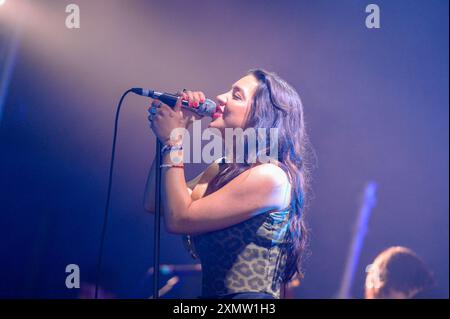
[154,92,183,108]
[138,89,194,108]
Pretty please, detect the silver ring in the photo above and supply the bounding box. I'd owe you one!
[152,100,162,108]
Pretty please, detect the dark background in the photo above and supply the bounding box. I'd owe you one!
[0,0,448,298]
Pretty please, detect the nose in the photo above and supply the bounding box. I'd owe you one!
[216,93,227,106]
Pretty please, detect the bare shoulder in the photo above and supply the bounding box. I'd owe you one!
[248,163,291,188]
[241,163,292,210]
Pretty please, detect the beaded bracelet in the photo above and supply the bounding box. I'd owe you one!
[161,143,183,157]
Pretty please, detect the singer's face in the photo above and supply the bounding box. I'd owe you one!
[209,75,259,133]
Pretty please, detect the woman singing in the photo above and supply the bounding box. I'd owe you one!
[144,69,311,299]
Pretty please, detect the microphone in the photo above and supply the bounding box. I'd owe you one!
[131,88,217,118]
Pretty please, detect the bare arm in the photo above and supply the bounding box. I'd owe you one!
[143,156,204,214]
[161,152,292,235]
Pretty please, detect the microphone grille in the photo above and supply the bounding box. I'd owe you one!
[198,98,217,117]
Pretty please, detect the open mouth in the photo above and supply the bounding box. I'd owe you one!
[212,112,223,119]
[212,105,225,119]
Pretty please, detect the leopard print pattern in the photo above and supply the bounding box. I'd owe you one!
[191,208,290,298]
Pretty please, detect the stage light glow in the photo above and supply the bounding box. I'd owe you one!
[0,0,6,7]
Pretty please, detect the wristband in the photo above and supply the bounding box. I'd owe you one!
[160,163,184,169]
[161,143,183,157]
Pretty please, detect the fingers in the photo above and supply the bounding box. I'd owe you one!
[147,92,203,126]
[159,103,173,114]
[185,91,196,107]
[180,91,189,103]
[173,95,182,112]
[197,91,206,103]
[147,99,164,123]
[181,90,206,108]
[148,99,160,112]
[147,99,179,123]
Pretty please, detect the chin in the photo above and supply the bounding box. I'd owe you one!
[208,117,225,129]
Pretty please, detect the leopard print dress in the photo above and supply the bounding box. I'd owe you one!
[185,159,291,299]
[193,208,290,298]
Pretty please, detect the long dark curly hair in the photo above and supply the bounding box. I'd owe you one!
[208,68,313,283]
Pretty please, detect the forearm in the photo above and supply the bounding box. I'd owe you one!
[161,150,192,233]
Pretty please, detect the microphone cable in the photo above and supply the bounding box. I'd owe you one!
[94,89,134,299]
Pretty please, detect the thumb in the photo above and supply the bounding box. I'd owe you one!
[173,95,183,113]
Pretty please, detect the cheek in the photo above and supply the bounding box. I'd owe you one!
[225,104,249,128]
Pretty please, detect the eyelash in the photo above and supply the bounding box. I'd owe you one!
[233,94,241,100]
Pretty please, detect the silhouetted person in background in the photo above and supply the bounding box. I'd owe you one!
[365,246,436,299]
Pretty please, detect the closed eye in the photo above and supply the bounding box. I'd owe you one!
[231,85,245,101]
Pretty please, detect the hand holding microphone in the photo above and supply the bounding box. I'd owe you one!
[132,88,217,118]
[173,89,207,123]
[144,89,212,146]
